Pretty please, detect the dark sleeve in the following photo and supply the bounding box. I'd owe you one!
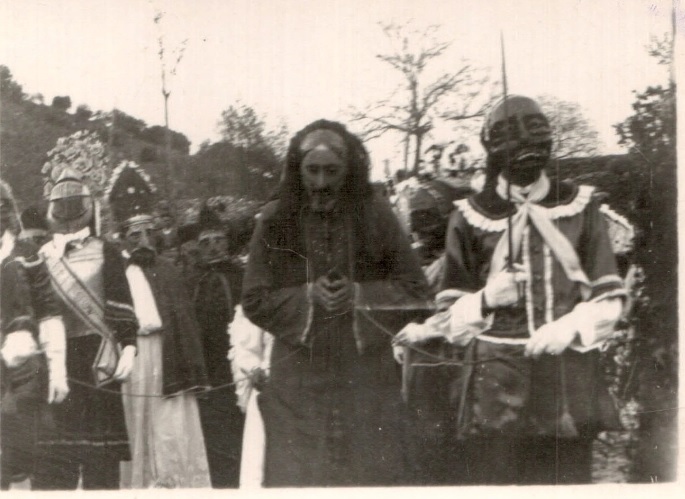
[580,200,625,300]
[102,242,138,348]
[241,216,313,346]
[354,197,432,316]
[0,259,37,336]
[14,240,61,321]
[440,208,486,294]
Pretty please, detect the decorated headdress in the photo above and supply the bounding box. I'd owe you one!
[106,161,156,229]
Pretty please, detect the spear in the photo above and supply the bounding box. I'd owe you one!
[500,31,515,271]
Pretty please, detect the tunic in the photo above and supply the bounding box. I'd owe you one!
[242,193,431,487]
[441,180,625,439]
[36,237,137,462]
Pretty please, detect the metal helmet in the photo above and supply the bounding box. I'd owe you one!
[47,168,94,234]
[481,95,552,158]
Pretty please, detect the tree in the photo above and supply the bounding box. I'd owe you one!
[535,95,600,159]
[0,65,24,102]
[75,104,93,121]
[51,95,72,112]
[218,102,288,157]
[612,32,676,483]
[350,22,494,174]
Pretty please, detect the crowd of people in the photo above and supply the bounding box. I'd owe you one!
[0,96,626,489]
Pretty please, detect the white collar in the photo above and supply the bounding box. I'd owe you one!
[45,227,92,259]
[0,230,16,265]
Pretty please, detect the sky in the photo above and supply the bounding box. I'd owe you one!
[0,0,677,179]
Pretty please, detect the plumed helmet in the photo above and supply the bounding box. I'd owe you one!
[47,168,94,234]
[480,95,552,157]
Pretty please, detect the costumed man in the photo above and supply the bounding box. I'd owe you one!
[242,119,432,487]
[191,203,245,488]
[395,96,626,485]
[32,168,138,490]
[0,180,66,489]
[107,163,212,488]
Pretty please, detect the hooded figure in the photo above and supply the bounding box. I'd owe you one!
[242,119,431,487]
[108,162,211,488]
[395,96,626,485]
[33,168,138,491]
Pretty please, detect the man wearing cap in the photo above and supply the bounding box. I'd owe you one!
[395,96,625,484]
[242,120,431,487]
[107,162,211,488]
[190,203,245,488]
[0,180,65,488]
[32,168,138,490]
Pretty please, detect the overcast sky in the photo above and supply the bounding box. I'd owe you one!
[0,0,675,178]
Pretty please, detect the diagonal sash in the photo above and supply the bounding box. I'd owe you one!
[43,252,120,386]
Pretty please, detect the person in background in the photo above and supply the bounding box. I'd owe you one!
[107,162,211,488]
[0,180,66,489]
[192,203,245,488]
[395,96,625,485]
[242,119,431,487]
[32,168,138,490]
[18,205,51,248]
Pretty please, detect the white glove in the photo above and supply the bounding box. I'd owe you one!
[525,314,577,358]
[393,322,431,346]
[392,344,407,364]
[1,331,39,368]
[483,264,527,308]
[39,317,69,404]
[113,345,137,381]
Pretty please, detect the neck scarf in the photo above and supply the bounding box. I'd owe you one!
[491,172,590,293]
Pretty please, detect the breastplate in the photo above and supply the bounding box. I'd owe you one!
[59,238,105,339]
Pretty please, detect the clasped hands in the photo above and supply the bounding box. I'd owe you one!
[310,274,354,313]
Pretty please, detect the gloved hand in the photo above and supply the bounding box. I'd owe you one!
[525,314,578,358]
[113,345,137,381]
[39,317,69,404]
[393,322,430,346]
[483,264,527,309]
[392,344,407,364]
[1,331,38,368]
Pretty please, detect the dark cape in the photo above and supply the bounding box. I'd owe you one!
[139,257,209,396]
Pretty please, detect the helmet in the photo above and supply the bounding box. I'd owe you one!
[47,168,94,234]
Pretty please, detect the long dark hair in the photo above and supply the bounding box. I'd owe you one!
[268,120,376,264]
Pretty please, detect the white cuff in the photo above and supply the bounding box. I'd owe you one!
[569,298,623,348]
[446,290,492,346]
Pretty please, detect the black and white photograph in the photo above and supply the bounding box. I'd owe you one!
[0,0,680,494]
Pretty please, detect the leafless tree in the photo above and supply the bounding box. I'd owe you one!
[350,22,494,174]
[536,95,600,160]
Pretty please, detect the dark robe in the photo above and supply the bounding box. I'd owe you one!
[194,259,245,488]
[242,193,431,487]
[1,237,60,487]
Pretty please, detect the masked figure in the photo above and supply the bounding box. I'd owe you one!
[0,180,65,489]
[396,96,625,485]
[32,168,138,490]
[189,203,245,488]
[107,163,211,488]
[242,120,432,487]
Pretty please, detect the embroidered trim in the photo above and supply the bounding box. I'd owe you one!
[591,274,624,288]
[478,334,528,345]
[454,185,596,232]
[522,226,535,336]
[589,289,627,303]
[544,244,554,324]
